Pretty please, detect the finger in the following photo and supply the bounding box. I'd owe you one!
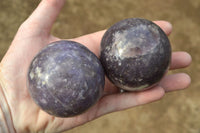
[170,52,192,70]
[73,21,172,56]
[24,0,65,33]
[159,73,191,92]
[153,21,172,36]
[97,86,165,116]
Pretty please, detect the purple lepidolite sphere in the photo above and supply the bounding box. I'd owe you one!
[100,18,171,91]
[28,40,105,117]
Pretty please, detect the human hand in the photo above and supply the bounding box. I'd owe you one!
[0,0,191,132]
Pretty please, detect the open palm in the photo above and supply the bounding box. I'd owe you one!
[0,0,191,133]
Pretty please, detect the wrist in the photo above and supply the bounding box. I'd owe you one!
[0,82,16,133]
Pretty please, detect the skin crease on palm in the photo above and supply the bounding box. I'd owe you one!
[0,0,192,133]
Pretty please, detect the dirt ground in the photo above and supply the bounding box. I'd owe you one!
[0,0,200,133]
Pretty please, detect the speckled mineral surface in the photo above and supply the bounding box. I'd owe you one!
[100,18,171,91]
[28,40,105,117]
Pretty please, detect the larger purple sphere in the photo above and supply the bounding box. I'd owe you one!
[100,18,171,91]
[28,40,105,117]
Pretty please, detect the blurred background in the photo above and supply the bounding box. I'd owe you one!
[0,0,200,133]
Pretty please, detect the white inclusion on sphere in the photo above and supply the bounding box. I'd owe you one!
[87,56,92,61]
[30,71,34,79]
[35,67,42,78]
[44,75,49,83]
[35,64,53,86]
[34,66,44,86]
[84,82,88,90]
[111,24,160,59]
[78,89,85,100]
[118,47,123,56]
[40,72,50,86]
[111,31,128,59]
[63,79,68,82]
[40,98,47,104]
[42,81,46,85]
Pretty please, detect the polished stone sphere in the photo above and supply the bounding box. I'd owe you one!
[28,40,105,117]
[100,18,171,91]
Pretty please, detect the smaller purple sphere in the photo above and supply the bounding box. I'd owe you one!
[28,40,105,117]
[100,18,171,91]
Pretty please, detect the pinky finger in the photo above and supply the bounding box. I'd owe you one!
[159,73,191,92]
